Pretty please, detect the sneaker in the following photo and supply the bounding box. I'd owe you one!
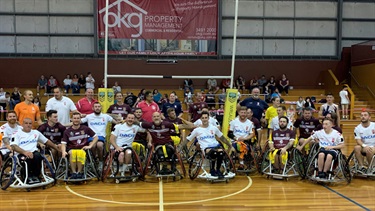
[317,171,325,179]
[159,168,169,175]
[210,169,218,177]
[77,172,84,179]
[27,177,35,184]
[216,170,224,179]
[237,165,245,171]
[120,171,125,177]
[358,166,367,174]
[32,176,41,183]
[70,173,78,179]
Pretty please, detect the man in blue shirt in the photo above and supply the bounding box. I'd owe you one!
[238,87,268,121]
[161,92,183,119]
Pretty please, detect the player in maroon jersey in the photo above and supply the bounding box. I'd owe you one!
[61,112,98,179]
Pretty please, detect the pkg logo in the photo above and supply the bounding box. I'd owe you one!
[99,0,148,38]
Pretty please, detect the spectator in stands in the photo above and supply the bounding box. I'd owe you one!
[257,75,267,93]
[63,74,72,94]
[153,89,163,108]
[270,88,284,103]
[266,76,276,94]
[249,76,259,91]
[171,91,180,102]
[0,91,10,120]
[339,86,350,119]
[71,74,80,95]
[47,75,58,94]
[32,96,42,108]
[207,77,218,91]
[216,104,224,126]
[221,79,230,88]
[296,96,305,117]
[78,74,86,91]
[124,92,138,108]
[218,88,226,105]
[304,97,315,111]
[9,87,21,110]
[85,72,95,90]
[160,94,168,107]
[205,89,216,109]
[184,87,193,107]
[161,92,182,119]
[137,90,160,122]
[36,75,47,96]
[278,74,290,95]
[236,75,246,93]
[112,81,121,94]
[0,88,6,110]
[76,88,97,115]
[184,79,194,94]
[134,89,146,107]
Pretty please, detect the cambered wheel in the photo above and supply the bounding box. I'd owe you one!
[188,151,203,180]
[0,157,16,190]
[102,151,114,182]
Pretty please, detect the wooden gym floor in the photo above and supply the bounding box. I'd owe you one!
[0,132,374,211]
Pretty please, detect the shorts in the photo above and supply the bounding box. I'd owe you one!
[69,149,86,165]
[319,148,338,159]
[171,136,181,146]
[88,136,106,143]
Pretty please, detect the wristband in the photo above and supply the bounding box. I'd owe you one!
[362,144,367,148]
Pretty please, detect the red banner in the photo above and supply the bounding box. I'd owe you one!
[97,0,218,55]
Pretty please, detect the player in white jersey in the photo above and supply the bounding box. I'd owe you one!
[110,113,145,176]
[1,111,23,161]
[193,108,220,129]
[81,102,118,170]
[298,118,344,179]
[227,106,254,170]
[46,87,79,125]
[10,118,59,184]
[181,111,233,178]
[353,111,375,174]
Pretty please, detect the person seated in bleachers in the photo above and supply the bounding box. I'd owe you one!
[236,75,246,93]
[10,87,21,110]
[37,75,47,96]
[78,74,86,92]
[249,76,259,92]
[297,118,344,179]
[278,74,290,95]
[304,97,316,111]
[47,75,58,94]
[184,78,194,94]
[63,74,72,94]
[266,76,276,94]
[296,96,305,117]
[257,75,267,94]
[71,74,80,95]
[207,77,219,91]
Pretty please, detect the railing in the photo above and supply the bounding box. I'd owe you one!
[349,72,375,114]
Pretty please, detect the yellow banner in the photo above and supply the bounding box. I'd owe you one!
[222,89,238,139]
[98,88,114,113]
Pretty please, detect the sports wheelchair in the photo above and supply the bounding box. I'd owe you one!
[102,146,143,183]
[0,149,55,191]
[189,147,235,183]
[260,147,301,180]
[347,150,375,178]
[231,141,261,175]
[55,149,100,183]
[305,148,351,184]
[143,144,186,181]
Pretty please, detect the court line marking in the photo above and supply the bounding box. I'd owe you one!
[65,176,252,206]
[159,178,164,211]
[323,185,371,211]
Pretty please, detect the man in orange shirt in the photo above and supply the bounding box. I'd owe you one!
[14,90,43,128]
